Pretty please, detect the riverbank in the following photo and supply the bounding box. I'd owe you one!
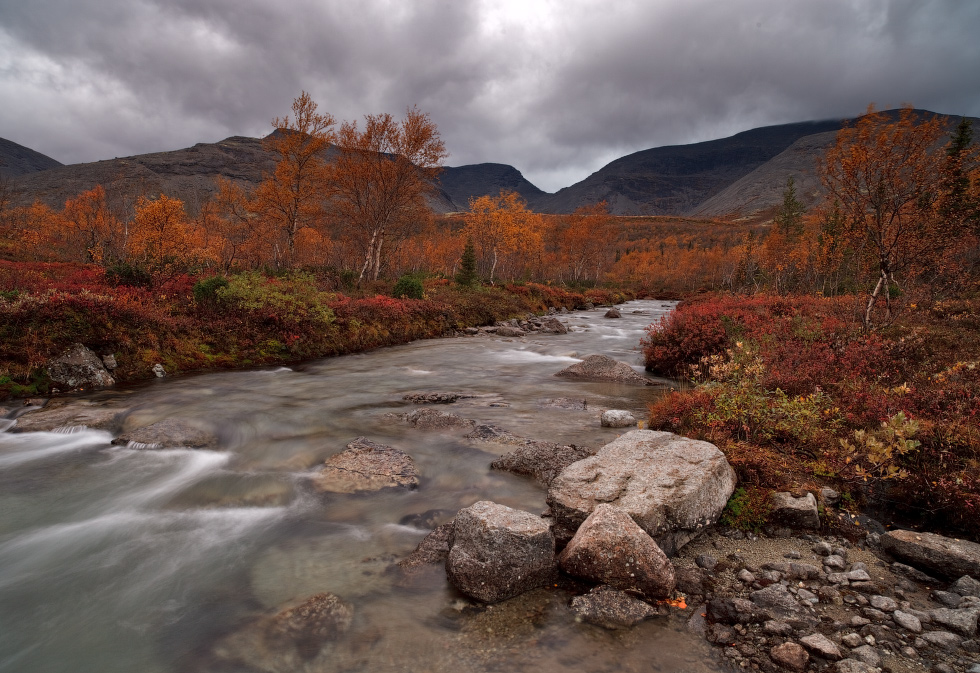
[0,260,637,400]
[643,293,980,542]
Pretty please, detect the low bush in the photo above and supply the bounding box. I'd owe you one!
[392,274,425,300]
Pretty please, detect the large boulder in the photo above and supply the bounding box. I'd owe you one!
[880,529,980,580]
[113,418,219,449]
[446,501,556,603]
[555,354,652,385]
[490,440,594,487]
[604,308,622,318]
[13,398,124,432]
[311,437,419,494]
[46,343,115,391]
[558,504,675,600]
[547,430,736,554]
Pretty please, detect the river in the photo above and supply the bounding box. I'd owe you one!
[0,300,724,673]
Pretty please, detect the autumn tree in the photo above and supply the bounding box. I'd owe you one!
[455,237,478,286]
[330,107,447,284]
[253,91,336,268]
[61,185,124,264]
[127,194,212,280]
[821,106,957,326]
[548,202,615,284]
[463,190,543,284]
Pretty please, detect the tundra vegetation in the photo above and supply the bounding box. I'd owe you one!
[1,100,978,536]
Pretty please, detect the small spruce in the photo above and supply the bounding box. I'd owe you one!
[455,237,478,287]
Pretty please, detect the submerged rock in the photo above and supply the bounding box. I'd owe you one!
[558,504,675,600]
[881,529,980,579]
[547,430,736,553]
[403,392,475,404]
[311,437,419,494]
[570,586,661,629]
[404,408,476,430]
[46,343,115,392]
[446,500,556,603]
[113,417,219,449]
[490,440,594,487]
[13,399,124,432]
[555,354,651,385]
[208,592,352,670]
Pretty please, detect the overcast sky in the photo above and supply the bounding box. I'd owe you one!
[1,0,978,192]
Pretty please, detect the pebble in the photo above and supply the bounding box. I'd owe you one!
[850,644,880,666]
[869,595,898,612]
[799,632,843,660]
[738,569,756,584]
[842,633,863,647]
[862,607,887,622]
[813,542,833,556]
[784,551,802,559]
[892,610,922,633]
[850,616,871,627]
[824,555,847,571]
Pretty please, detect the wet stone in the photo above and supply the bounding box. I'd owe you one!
[569,586,660,629]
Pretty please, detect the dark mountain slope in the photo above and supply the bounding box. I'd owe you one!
[437,163,547,211]
[534,119,845,215]
[0,137,63,177]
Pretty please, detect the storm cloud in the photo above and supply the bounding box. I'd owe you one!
[1,0,978,191]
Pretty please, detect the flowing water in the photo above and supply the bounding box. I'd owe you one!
[0,300,723,673]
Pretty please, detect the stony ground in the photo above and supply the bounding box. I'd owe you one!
[671,527,980,673]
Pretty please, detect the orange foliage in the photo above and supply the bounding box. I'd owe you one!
[463,190,543,283]
[127,195,213,278]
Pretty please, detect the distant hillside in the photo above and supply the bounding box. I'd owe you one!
[533,119,845,216]
[691,111,979,219]
[0,138,62,177]
[437,163,547,211]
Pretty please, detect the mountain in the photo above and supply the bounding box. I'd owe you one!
[533,119,845,216]
[7,135,277,213]
[437,163,546,211]
[0,138,63,177]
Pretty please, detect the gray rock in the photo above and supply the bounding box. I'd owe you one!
[849,645,880,667]
[547,430,735,553]
[13,400,123,432]
[870,595,898,612]
[932,590,963,608]
[813,541,834,556]
[397,523,453,571]
[750,584,815,623]
[846,569,872,582]
[800,632,843,660]
[495,326,526,338]
[554,354,652,386]
[764,620,795,635]
[951,575,980,598]
[405,408,476,430]
[862,607,888,622]
[600,409,636,428]
[46,343,115,391]
[881,529,980,579]
[151,363,166,378]
[824,555,848,571]
[403,391,476,404]
[769,492,820,529]
[919,630,963,649]
[818,586,842,604]
[696,554,719,571]
[834,660,878,673]
[491,440,593,488]
[892,610,922,633]
[737,569,756,584]
[929,607,979,636]
[539,317,568,334]
[770,642,809,672]
[446,501,556,604]
[604,308,622,318]
[101,354,117,370]
[264,592,353,659]
[113,417,218,449]
[892,561,939,584]
[311,438,419,494]
[569,586,659,629]
[841,633,863,647]
[820,487,841,506]
[558,504,675,601]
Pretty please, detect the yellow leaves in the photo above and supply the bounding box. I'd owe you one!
[462,190,544,283]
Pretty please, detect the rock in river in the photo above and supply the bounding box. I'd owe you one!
[446,500,556,603]
[570,586,661,629]
[311,437,419,494]
[555,354,652,385]
[558,503,675,600]
[113,417,220,449]
[547,430,736,554]
[490,439,594,487]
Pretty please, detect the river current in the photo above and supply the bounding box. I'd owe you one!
[0,300,724,673]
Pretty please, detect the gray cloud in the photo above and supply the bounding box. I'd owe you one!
[1,0,978,192]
